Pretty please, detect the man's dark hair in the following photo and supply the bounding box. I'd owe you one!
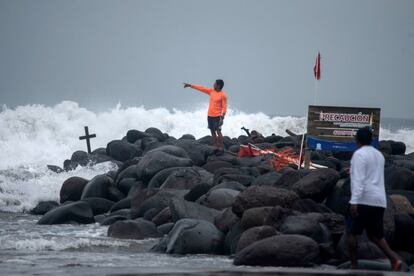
[355,127,373,145]
[215,79,224,90]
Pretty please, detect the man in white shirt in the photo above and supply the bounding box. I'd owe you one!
[347,127,401,271]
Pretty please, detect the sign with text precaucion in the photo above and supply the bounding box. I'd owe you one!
[307,105,381,152]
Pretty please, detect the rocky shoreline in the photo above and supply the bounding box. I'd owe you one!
[35,127,414,272]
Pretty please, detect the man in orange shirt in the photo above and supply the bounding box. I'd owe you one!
[183,79,228,153]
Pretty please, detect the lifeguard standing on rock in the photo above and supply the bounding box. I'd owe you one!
[183,80,228,153]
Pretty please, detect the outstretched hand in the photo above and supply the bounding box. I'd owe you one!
[183,83,191,88]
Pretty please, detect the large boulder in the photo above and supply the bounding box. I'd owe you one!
[233,234,319,267]
[106,140,142,162]
[325,179,351,216]
[335,233,385,261]
[236,225,279,253]
[232,186,299,217]
[153,218,224,254]
[172,139,211,166]
[145,127,166,141]
[59,176,89,203]
[214,207,240,234]
[135,189,187,217]
[202,160,234,174]
[126,129,148,143]
[81,197,114,215]
[291,198,334,214]
[136,148,193,182]
[169,198,220,224]
[30,201,59,215]
[279,213,332,245]
[197,188,240,210]
[209,181,246,192]
[273,168,309,189]
[385,166,414,191]
[151,207,172,226]
[393,213,414,252]
[390,194,414,215]
[184,183,212,202]
[110,197,131,213]
[37,201,94,225]
[107,219,162,239]
[240,207,273,230]
[81,174,112,200]
[160,167,211,190]
[291,168,340,203]
[251,171,281,186]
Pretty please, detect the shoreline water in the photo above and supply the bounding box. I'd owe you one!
[0,212,405,276]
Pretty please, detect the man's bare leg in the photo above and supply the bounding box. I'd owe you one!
[210,130,219,149]
[217,130,224,151]
[347,234,358,269]
[369,236,401,271]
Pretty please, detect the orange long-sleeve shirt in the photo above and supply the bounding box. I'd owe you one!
[190,84,228,117]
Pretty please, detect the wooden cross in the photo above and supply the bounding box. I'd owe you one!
[79,126,96,154]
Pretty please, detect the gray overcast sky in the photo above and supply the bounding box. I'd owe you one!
[0,0,413,118]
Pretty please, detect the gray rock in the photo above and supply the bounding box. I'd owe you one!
[157,222,174,235]
[385,166,414,191]
[236,225,279,253]
[81,175,112,200]
[151,207,172,226]
[107,219,162,239]
[232,186,299,217]
[209,181,246,192]
[160,167,207,190]
[106,140,142,162]
[110,197,131,213]
[214,207,240,234]
[101,215,128,226]
[280,213,332,244]
[233,234,319,267]
[155,218,224,254]
[136,149,193,182]
[291,168,340,203]
[273,168,309,189]
[37,201,94,225]
[251,171,282,186]
[81,197,114,215]
[60,176,89,203]
[184,183,212,202]
[137,190,187,217]
[30,201,59,215]
[240,207,274,230]
[335,232,386,260]
[197,188,240,210]
[169,198,220,224]
[291,198,334,213]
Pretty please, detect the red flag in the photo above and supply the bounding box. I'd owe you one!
[313,52,321,80]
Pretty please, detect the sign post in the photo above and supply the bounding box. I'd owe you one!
[306,105,381,152]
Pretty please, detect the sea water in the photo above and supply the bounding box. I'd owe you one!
[0,101,412,275]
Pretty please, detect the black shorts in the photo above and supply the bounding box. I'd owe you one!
[346,204,385,239]
[207,116,222,131]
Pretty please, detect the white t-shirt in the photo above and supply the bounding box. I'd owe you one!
[349,145,387,208]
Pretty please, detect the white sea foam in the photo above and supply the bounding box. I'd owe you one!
[0,101,413,213]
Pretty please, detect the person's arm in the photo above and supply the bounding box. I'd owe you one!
[349,153,366,211]
[219,93,227,125]
[221,93,227,117]
[183,83,211,95]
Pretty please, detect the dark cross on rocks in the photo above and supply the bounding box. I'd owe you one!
[79,126,96,154]
[241,126,251,137]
